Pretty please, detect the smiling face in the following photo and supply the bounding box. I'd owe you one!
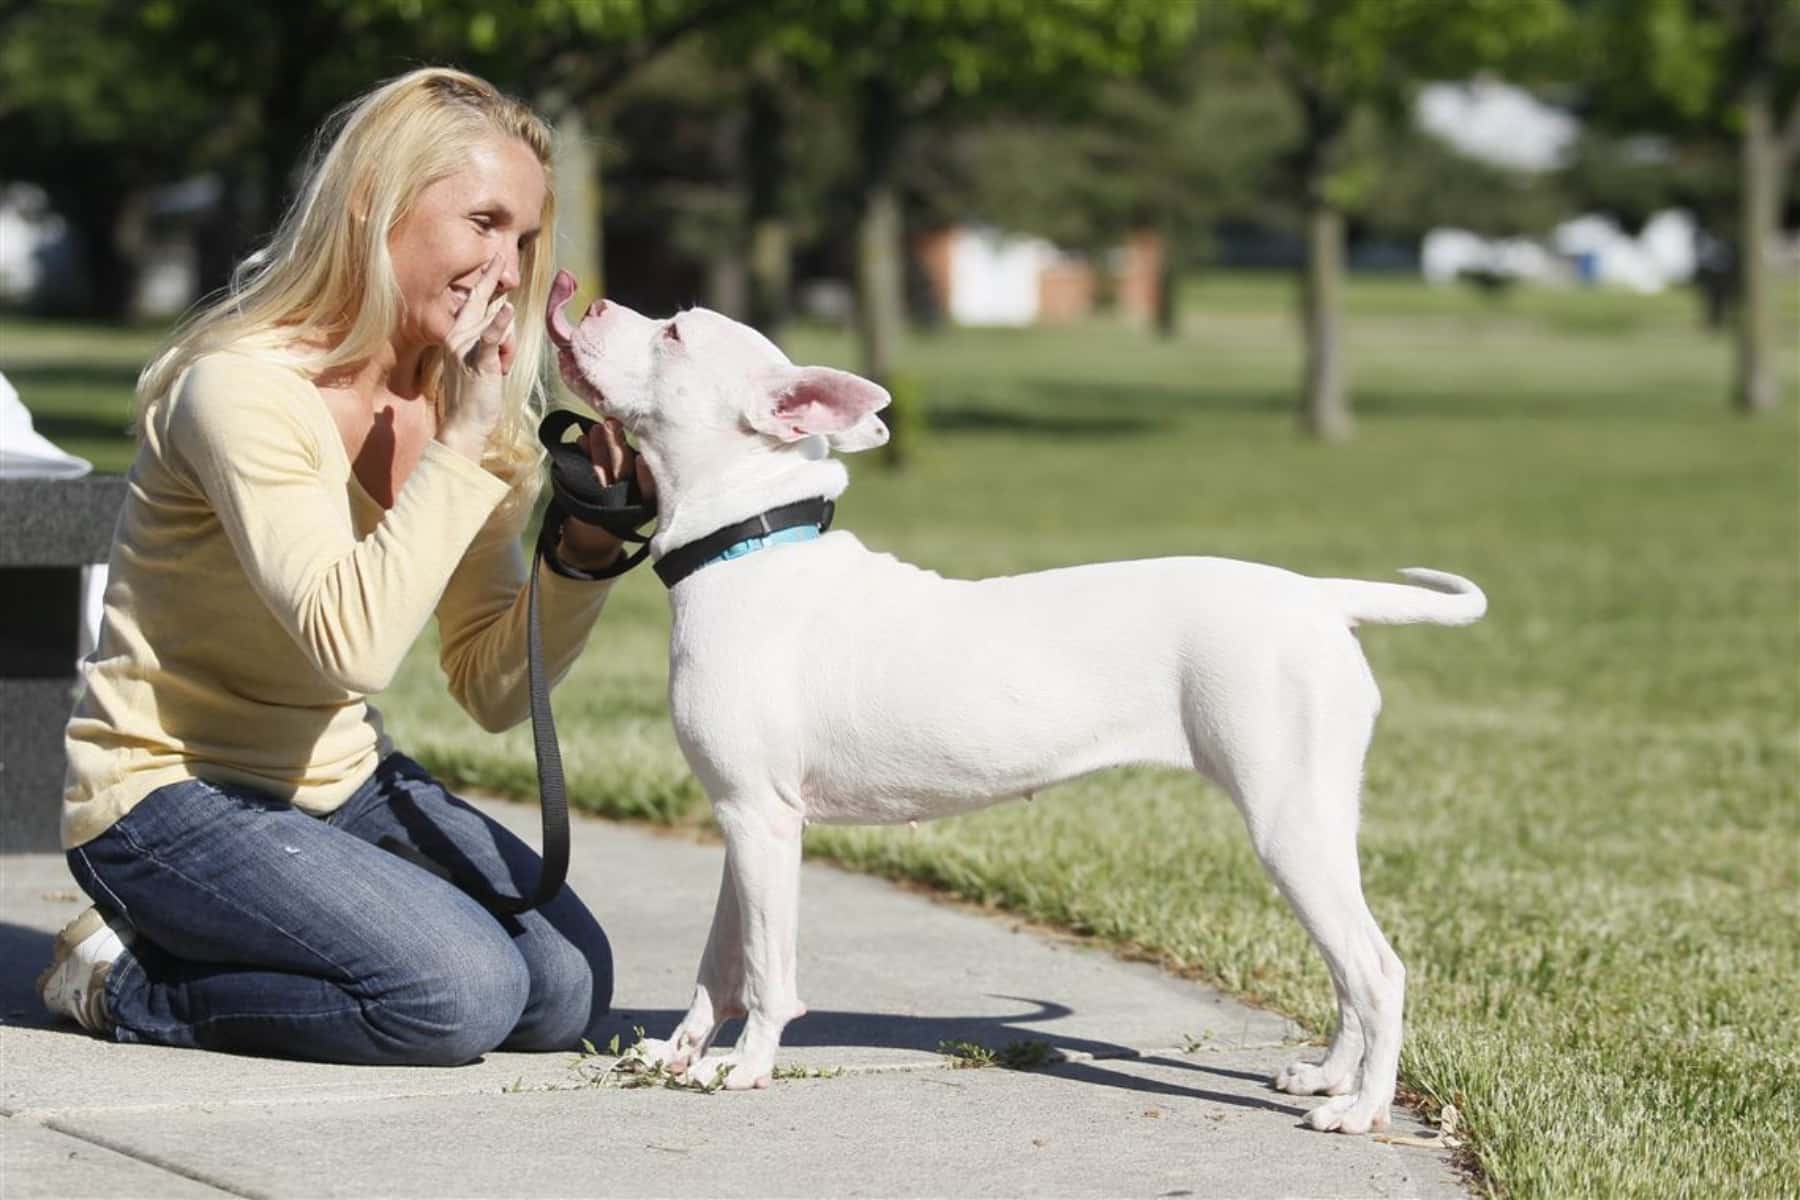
[387,136,546,352]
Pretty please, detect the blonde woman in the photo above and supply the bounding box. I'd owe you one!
[37,68,641,1065]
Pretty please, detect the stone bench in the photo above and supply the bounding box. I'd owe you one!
[1,475,128,853]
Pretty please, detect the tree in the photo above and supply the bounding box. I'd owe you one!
[1225,0,1569,440]
[0,0,310,316]
[0,0,729,317]
[1581,0,1800,414]
[714,0,1199,464]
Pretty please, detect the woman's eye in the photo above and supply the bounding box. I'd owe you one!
[472,215,495,232]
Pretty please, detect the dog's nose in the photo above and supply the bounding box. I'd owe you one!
[585,298,607,318]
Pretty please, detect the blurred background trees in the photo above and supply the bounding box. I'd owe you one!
[1576,0,1800,413]
[2,0,1794,447]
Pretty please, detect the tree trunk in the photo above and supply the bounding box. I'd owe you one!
[706,106,749,318]
[1292,85,1352,443]
[1300,197,1352,441]
[59,185,135,321]
[551,102,604,303]
[1155,219,1179,339]
[854,76,908,464]
[856,181,903,387]
[1733,79,1781,414]
[707,255,749,318]
[745,76,791,339]
[194,168,255,301]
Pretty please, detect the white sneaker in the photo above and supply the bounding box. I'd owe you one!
[37,905,134,1034]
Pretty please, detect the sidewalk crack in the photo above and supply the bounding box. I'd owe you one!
[40,1119,259,1198]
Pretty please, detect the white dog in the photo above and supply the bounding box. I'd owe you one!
[547,272,1485,1134]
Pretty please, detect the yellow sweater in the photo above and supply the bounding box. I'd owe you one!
[61,349,611,849]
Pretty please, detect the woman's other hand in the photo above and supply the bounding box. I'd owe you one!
[555,418,658,571]
[437,254,514,461]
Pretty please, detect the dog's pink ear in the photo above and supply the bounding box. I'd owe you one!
[749,367,890,441]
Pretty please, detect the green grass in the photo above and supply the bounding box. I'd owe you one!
[6,273,1796,1196]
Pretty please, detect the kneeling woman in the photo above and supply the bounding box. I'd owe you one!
[41,67,643,1066]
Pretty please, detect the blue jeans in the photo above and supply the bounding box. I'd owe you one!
[67,753,612,1066]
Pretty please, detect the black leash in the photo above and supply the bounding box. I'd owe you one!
[379,410,654,916]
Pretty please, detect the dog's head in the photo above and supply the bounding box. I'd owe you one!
[547,270,890,473]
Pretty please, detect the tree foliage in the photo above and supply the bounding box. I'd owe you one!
[1213,0,1573,439]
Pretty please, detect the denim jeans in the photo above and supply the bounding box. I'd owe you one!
[67,753,613,1066]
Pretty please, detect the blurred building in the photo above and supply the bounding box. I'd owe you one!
[914,225,1163,327]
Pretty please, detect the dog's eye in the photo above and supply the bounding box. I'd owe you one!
[663,322,681,344]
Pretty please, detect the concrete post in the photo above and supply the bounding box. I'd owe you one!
[1,476,126,853]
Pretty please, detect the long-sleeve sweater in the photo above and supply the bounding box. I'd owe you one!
[61,349,611,849]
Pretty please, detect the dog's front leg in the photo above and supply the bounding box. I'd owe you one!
[637,851,747,1076]
[690,798,805,1091]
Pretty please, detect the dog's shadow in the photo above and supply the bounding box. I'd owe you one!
[594,995,1307,1116]
[3,922,1305,1117]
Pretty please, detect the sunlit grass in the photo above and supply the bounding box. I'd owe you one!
[9,273,1796,1196]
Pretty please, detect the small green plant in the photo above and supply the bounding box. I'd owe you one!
[940,1038,998,1068]
[772,1063,845,1080]
[939,1038,1056,1070]
[604,1029,740,1093]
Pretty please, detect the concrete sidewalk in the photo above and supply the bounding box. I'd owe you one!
[2,799,1466,1198]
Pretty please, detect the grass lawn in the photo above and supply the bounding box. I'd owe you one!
[4,273,1796,1197]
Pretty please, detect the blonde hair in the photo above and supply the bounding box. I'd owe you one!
[137,67,557,517]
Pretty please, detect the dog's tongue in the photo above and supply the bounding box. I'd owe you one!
[547,269,578,349]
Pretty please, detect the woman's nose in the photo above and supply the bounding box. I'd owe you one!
[496,247,523,294]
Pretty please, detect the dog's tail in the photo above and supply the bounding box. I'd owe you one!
[1320,568,1487,627]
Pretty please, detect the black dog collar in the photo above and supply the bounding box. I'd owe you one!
[653,497,836,590]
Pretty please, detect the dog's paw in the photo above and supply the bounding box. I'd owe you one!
[1302,1093,1392,1135]
[688,1052,772,1092]
[1274,1058,1354,1096]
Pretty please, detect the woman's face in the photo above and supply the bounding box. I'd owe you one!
[387,135,547,353]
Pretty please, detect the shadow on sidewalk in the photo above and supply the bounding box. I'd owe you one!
[594,994,1308,1116]
[1,923,56,1026]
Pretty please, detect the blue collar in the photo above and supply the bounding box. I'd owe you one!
[703,523,821,569]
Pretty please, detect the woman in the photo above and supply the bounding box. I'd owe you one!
[38,68,642,1066]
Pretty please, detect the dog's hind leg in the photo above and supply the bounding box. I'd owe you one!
[1223,654,1402,1133]
[692,796,806,1091]
[1247,774,1403,1133]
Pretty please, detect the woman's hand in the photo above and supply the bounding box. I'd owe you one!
[436,254,515,463]
[555,418,658,572]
